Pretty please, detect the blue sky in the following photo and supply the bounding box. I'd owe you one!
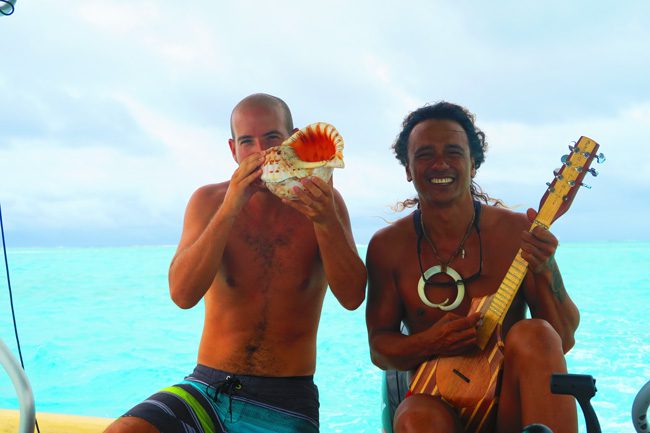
[1,1,648,247]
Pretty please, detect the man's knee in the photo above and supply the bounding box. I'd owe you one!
[504,319,564,365]
[394,394,462,433]
[103,416,160,433]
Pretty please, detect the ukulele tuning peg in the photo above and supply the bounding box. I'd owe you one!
[561,154,569,163]
[545,182,555,192]
[568,180,576,186]
[569,144,580,153]
[581,182,592,189]
[553,168,564,180]
[595,152,606,164]
[588,167,599,177]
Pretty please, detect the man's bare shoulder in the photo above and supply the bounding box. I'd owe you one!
[330,186,347,207]
[181,182,232,225]
[367,212,416,261]
[482,204,528,228]
[189,182,230,206]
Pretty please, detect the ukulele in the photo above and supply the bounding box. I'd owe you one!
[408,136,604,433]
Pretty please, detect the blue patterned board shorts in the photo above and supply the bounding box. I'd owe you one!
[123,364,320,433]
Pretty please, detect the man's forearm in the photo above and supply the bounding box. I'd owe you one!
[528,257,580,351]
[168,206,236,309]
[369,331,438,371]
[313,219,366,310]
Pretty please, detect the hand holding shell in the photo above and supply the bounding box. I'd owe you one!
[261,122,344,200]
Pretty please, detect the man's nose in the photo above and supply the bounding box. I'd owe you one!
[261,140,278,151]
[250,139,265,152]
[430,156,449,169]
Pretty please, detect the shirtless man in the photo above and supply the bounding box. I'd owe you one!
[105,93,367,433]
[365,102,580,433]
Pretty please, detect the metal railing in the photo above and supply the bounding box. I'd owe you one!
[0,338,35,433]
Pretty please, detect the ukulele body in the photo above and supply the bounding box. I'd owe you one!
[410,296,504,433]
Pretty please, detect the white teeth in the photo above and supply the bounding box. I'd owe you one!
[430,177,453,184]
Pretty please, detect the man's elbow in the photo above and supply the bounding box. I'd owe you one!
[168,268,201,309]
[341,290,365,311]
[369,349,390,370]
[562,334,575,354]
[561,327,577,354]
[562,310,580,353]
[170,287,199,310]
[334,273,367,310]
[370,349,412,372]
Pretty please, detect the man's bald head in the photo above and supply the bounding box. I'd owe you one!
[230,93,294,139]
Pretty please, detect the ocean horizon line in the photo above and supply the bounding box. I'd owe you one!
[3,239,650,251]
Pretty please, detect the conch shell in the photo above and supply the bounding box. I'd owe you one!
[261,122,345,200]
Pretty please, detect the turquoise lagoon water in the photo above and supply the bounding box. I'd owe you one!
[1,242,649,433]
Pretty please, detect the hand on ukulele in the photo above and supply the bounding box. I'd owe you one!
[521,208,558,274]
[425,312,481,356]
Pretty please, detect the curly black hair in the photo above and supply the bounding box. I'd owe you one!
[393,101,487,169]
[392,102,502,207]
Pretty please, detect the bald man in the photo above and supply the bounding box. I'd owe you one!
[105,93,367,433]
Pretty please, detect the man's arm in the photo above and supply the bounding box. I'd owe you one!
[283,176,366,310]
[521,208,580,353]
[168,153,264,309]
[365,230,480,371]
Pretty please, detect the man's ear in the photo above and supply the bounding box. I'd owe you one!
[471,158,476,178]
[405,164,412,182]
[228,138,238,163]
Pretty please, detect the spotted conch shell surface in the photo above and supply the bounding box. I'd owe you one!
[261,122,345,200]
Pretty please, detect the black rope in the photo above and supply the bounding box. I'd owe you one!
[0,0,15,16]
[0,204,41,433]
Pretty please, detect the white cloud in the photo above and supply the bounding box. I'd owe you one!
[75,1,225,75]
[480,102,650,187]
[0,95,234,237]
[76,1,162,36]
[1,0,649,245]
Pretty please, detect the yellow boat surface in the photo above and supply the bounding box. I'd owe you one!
[0,409,112,433]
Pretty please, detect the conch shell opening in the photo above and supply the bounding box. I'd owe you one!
[261,122,345,200]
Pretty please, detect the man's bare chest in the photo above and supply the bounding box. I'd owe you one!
[399,239,523,331]
[224,215,319,276]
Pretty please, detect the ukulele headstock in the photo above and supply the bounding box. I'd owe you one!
[538,136,604,226]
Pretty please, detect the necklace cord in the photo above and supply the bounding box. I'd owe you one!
[420,205,475,269]
[415,201,483,287]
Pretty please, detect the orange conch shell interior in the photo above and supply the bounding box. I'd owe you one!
[261,122,345,200]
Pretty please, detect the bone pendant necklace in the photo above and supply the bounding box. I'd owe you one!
[417,208,475,310]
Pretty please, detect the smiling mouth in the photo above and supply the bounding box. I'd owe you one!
[429,177,454,185]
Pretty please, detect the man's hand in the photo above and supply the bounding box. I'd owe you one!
[222,152,265,215]
[282,176,338,225]
[521,208,559,274]
[423,312,481,357]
